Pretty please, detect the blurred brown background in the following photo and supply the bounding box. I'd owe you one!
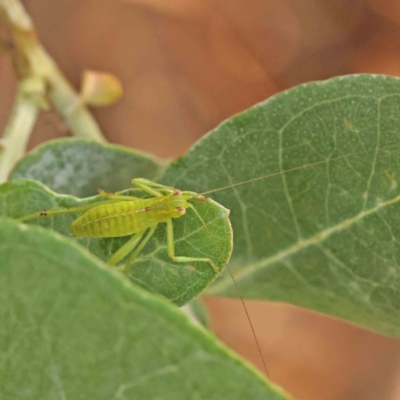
[2,0,400,399]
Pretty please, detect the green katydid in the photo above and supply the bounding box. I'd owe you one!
[20,178,218,276]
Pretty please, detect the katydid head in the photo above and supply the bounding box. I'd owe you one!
[167,190,208,227]
[159,190,206,219]
[167,195,189,218]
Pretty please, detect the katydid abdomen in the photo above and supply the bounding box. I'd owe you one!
[70,195,188,238]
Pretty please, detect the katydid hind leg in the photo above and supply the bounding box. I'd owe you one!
[18,199,123,222]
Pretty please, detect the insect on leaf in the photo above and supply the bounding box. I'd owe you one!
[0,179,232,306]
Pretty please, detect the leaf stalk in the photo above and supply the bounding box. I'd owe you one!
[0,0,107,181]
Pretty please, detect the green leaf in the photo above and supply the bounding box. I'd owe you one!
[11,138,166,197]
[0,217,289,399]
[162,74,400,337]
[0,179,232,306]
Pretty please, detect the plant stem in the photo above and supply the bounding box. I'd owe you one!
[0,0,107,143]
[0,0,32,31]
[0,86,39,182]
[30,44,107,142]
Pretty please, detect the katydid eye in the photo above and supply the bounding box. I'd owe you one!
[176,207,186,215]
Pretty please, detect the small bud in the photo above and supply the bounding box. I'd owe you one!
[80,70,123,107]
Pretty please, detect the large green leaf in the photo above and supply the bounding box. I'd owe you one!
[0,180,232,306]
[11,138,166,197]
[0,217,288,399]
[162,74,400,337]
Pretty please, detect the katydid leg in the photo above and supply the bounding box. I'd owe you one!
[107,228,147,266]
[18,199,123,222]
[165,219,220,275]
[132,178,175,191]
[98,189,141,201]
[131,180,164,197]
[125,224,158,275]
[131,178,179,197]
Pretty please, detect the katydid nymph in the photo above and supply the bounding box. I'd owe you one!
[19,178,218,277]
